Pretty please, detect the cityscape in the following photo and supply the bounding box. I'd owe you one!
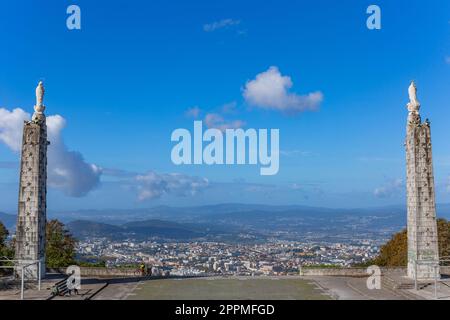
[76,237,380,276]
[0,0,449,305]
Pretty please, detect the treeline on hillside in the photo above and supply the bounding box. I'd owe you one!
[371,218,450,267]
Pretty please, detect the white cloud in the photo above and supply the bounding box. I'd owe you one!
[204,113,245,132]
[203,19,240,32]
[0,108,101,197]
[374,179,404,198]
[243,66,323,114]
[185,106,201,119]
[46,115,102,197]
[135,171,209,201]
[0,108,30,151]
[187,102,244,132]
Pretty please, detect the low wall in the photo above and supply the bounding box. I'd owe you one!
[47,266,449,279]
[47,267,138,278]
[49,266,375,278]
[299,267,406,277]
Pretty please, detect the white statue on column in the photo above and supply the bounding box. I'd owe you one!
[407,81,420,114]
[36,81,45,106]
[33,81,46,121]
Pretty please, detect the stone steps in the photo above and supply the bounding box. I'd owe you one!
[381,276,422,300]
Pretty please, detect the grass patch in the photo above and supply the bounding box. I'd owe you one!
[129,277,331,300]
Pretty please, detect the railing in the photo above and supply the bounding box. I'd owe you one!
[413,258,450,299]
[0,259,42,300]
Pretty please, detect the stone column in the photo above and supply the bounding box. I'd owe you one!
[405,82,440,280]
[14,82,49,280]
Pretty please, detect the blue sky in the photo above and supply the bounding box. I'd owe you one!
[0,0,449,212]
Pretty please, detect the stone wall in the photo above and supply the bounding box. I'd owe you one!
[299,267,406,277]
[46,266,446,278]
[47,267,139,278]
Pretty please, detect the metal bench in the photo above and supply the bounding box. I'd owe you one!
[51,277,74,297]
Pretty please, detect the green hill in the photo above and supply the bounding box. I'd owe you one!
[67,219,207,240]
[372,218,450,266]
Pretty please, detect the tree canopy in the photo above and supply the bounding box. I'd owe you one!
[373,218,450,266]
[45,219,77,268]
[0,221,8,248]
[0,219,78,270]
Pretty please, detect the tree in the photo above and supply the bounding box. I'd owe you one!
[372,229,407,267]
[437,218,450,259]
[0,221,8,248]
[0,221,14,274]
[46,219,77,268]
[0,221,14,259]
[372,218,450,266]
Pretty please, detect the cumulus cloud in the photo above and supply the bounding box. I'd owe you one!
[135,171,209,201]
[102,167,137,178]
[243,66,323,114]
[0,108,30,151]
[203,19,240,32]
[0,108,102,197]
[190,102,244,132]
[204,113,245,132]
[374,179,404,198]
[46,115,102,197]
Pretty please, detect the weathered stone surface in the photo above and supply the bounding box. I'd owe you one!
[14,82,49,279]
[405,82,440,280]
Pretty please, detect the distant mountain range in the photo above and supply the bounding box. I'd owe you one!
[55,203,450,243]
[48,203,450,222]
[2,203,450,242]
[67,219,210,241]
